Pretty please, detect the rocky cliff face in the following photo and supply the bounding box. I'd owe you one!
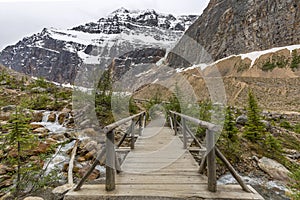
[0,8,197,83]
[167,0,300,67]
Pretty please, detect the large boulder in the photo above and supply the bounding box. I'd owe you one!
[257,157,291,182]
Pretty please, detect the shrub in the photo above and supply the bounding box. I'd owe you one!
[291,50,300,70]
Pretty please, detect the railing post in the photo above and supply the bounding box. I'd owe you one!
[182,118,187,149]
[106,130,115,191]
[130,119,135,149]
[143,113,146,129]
[169,113,174,130]
[206,129,216,192]
[173,114,178,136]
[138,115,143,136]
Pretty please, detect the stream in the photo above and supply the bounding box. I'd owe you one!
[218,173,290,200]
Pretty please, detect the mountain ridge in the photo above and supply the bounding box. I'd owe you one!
[167,0,300,68]
[0,8,197,84]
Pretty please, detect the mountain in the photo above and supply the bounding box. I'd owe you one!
[167,0,300,68]
[0,8,197,84]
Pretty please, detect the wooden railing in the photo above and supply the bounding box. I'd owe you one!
[74,111,146,191]
[168,111,252,193]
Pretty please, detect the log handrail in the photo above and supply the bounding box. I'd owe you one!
[74,111,146,191]
[168,110,252,193]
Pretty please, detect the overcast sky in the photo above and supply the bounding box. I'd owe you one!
[0,0,210,50]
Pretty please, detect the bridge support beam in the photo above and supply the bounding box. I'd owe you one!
[182,118,187,149]
[106,131,116,191]
[206,129,216,192]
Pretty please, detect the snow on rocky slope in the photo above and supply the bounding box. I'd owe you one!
[0,8,197,84]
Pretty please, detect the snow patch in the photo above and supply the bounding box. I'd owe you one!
[240,44,300,67]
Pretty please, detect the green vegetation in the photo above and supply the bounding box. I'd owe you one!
[294,123,300,134]
[218,107,240,162]
[279,120,293,130]
[289,168,300,199]
[222,107,238,142]
[0,107,34,196]
[0,106,59,197]
[244,91,265,141]
[244,90,283,159]
[261,56,288,71]
[291,50,300,70]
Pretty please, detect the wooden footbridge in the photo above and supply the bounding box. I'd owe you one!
[65,111,264,200]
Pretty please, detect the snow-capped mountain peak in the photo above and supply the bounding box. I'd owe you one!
[0,8,198,84]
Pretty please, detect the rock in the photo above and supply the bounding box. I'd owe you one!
[167,0,300,66]
[58,112,67,125]
[61,107,71,114]
[0,179,13,189]
[0,121,8,127]
[257,157,291,182]
[31,87,47,93]
[32,111,43,122]
[77,165,100,180]
[29,156,44,168]
[45,138,58,144]
[23,197,44,200]
[83,141,98,152]
[0,150,3,159]
[62,163,80,173]
[0,164,13,175]
[236,115,248,125]
[77,157,86,162]
[33,127,49,134]
[48,112,56,122]
[84,149,97,160]
[0,175,11,185]
[1,105,16,112]
[52,184,74,195]
[0,192,11,200]
[81,128,98,138]
[261,120,271,129]
[33,142,52,154]
[0,112,10,121]
[50,134,66,141]
[64,131,78,139]
[30,123,44,129]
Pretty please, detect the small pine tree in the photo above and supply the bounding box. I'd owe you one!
[223,106,238,142]
[1,106,35,196]
[244,90,265,141]
[219,106,240,162]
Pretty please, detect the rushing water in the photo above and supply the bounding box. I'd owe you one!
[31,111,105,179]
[31,111,67,133]
[218,174,290,200]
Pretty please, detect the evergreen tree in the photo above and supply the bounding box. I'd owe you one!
[1,106,35,196]
[223,106,238,142]
[244,90,265,141]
